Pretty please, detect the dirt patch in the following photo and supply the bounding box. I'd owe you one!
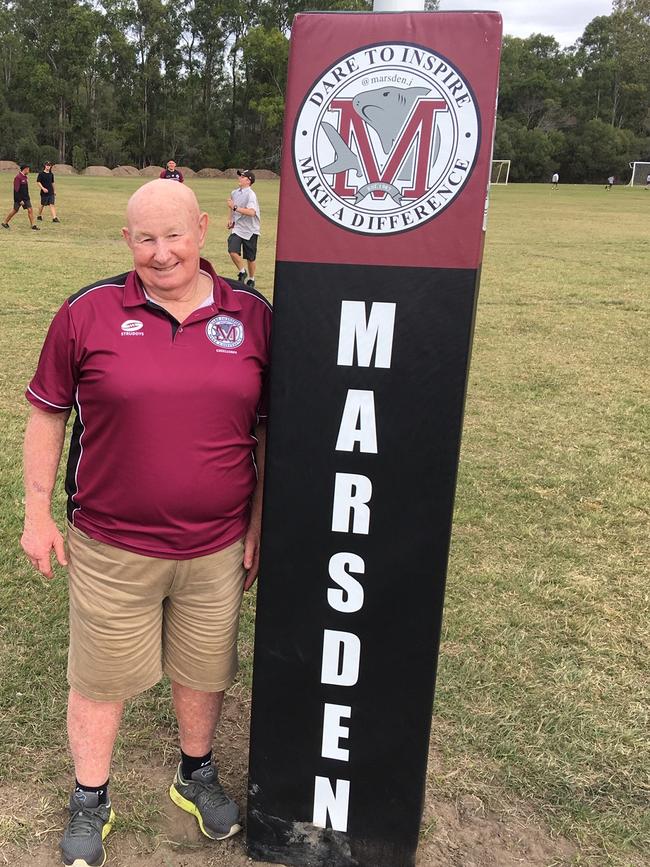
[0,161,19,172]
[82,166,113,177]
[52,164,76,174]
[222,168,241,178]
[196,168,225,178]
[251,169,279,180]
[0,697,577,867]
[140,166,165,177]
[112,165,140,176]
[178,167,196,178]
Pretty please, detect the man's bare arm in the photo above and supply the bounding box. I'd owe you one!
[243,422,266,590]
[21,405,70,578]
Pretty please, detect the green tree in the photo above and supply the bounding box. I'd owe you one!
[18,0,102,161]
[575,8,650,134]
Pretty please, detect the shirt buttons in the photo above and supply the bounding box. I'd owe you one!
[178,327,184,333]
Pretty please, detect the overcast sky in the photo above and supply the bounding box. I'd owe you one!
[438,1,614,46]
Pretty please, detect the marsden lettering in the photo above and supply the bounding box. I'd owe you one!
[313,299,397,833]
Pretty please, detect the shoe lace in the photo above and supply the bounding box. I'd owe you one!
[193,777,230,809]
[67,805,106,838]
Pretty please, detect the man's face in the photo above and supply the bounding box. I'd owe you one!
[167,161,176,171]
[122,192,208,297]
[22,167,29,175]
[238,174,251,188]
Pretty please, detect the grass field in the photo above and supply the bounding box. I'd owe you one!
[0,178,648,866]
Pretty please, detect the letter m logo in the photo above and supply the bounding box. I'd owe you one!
[217,324,238,341]
[328,97,448,200]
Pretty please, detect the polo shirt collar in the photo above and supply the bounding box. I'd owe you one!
[122,257,242,314]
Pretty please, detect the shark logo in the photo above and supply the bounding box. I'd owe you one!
[293,43,480,235]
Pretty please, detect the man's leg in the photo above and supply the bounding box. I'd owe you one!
[61,689,122,866]
[172,681,224,754]
[38,203,44,219]
[2,207,18,226]
[27,206,38,229]
[67,688,123,785]
[246,259,256,279]
[169,681,241,840]
[229,250,246,275]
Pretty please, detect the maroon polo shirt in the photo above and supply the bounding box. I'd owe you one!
[14,171,29,200]
[160,169,184,182]
[26,259,272,559]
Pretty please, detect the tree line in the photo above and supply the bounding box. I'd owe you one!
[0,0,648,181]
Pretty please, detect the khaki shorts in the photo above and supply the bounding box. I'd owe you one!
[66,523,245,701]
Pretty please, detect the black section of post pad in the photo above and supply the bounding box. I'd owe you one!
[247,260,479,867]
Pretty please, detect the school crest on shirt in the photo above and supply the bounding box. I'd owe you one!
[206,315,245,349]
[292,42,480,235]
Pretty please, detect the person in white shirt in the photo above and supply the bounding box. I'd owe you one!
[226,170,261,289]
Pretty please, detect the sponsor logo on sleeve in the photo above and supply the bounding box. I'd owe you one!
[293,42,480,235]
[121,319,144,336]
[206,315,245,352]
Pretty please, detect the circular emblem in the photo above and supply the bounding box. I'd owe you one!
[293,42,480,235]
[121,319,143,331]
[206,315,245,349]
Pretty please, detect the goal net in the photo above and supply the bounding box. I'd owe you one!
[490,159,511,185]
[629,161,650,186]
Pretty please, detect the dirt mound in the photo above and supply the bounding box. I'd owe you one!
[82,165,112,177]
[53,164,76,174]
[252,168,279,179]
[112,165,140,176]
[178,166,196,177]
[0,160,19,172]
[222,168,240,178]
[140,165,164,177]
[196,168,225,178]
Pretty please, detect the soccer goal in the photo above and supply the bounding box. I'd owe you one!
[628,161,650,186]
[490,159,511,185]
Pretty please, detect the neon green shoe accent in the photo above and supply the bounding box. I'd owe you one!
[169,765,241,841]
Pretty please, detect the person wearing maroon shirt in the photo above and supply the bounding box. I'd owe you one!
[21,180,271,866]
[160,159,184,182]
[2,164,40,230]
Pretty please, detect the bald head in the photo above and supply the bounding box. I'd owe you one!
[126,178,200,228]
[122,179,210,299]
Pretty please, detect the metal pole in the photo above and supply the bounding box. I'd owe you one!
[373,0,426,10]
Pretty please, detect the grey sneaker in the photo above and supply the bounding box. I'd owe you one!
[169,762,241,840]
[60,790,115,866]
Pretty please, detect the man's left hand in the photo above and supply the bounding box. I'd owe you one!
[243,524,260,590]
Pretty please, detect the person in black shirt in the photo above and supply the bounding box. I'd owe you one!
[37,162,59,222]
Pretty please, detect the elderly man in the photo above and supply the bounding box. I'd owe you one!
[21,180,272,867]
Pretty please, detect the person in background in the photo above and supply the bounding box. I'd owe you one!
[160,159,184,182]
[551,172,559,189]
[226,170,260,289]
[37,161,59,222]
[2,164,39,230]
[605,175,615,190]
